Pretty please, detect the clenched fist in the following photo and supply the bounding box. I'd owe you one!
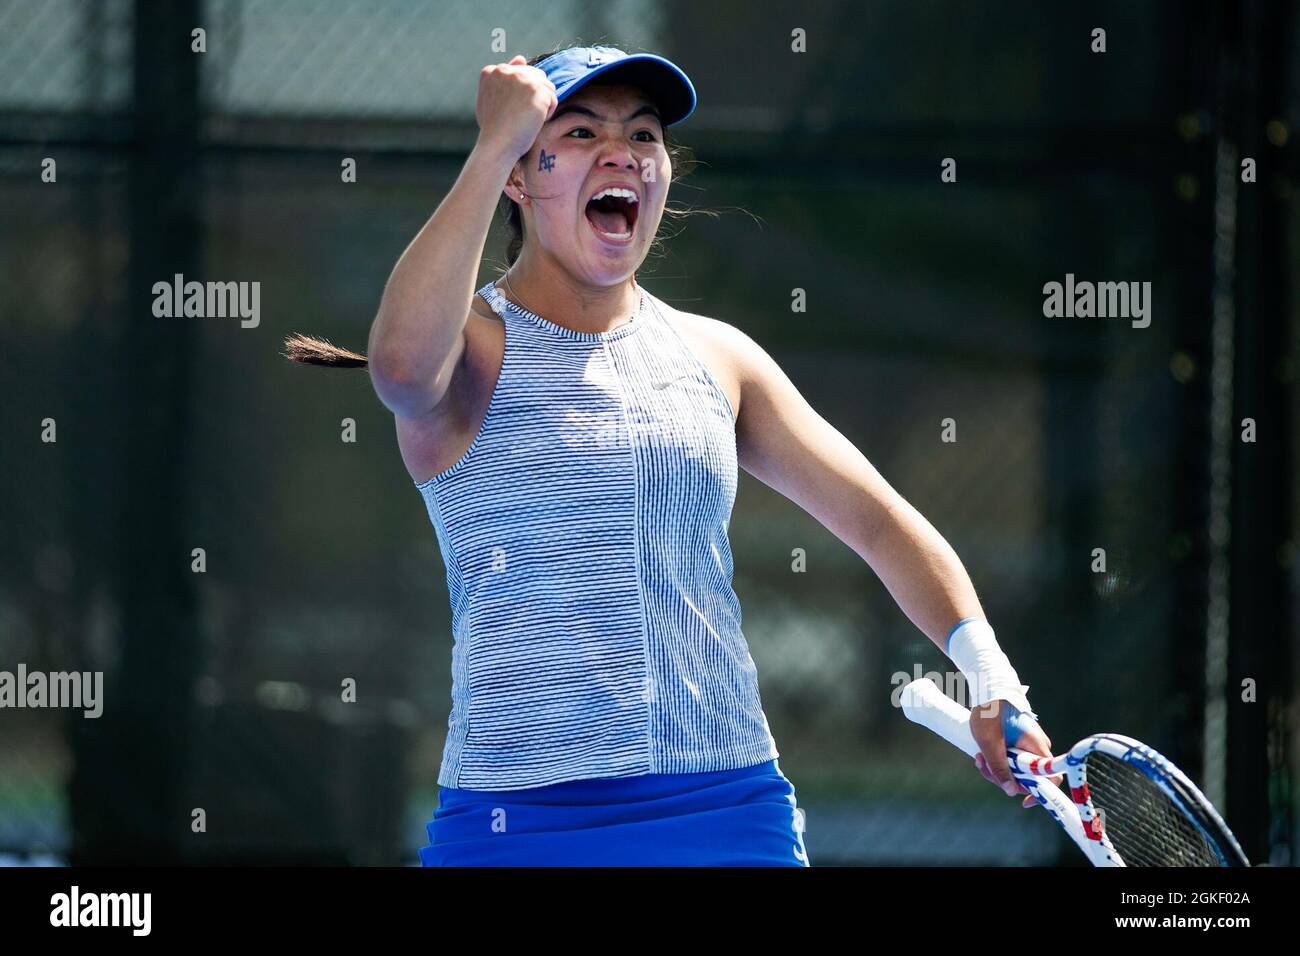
[475,55,559,160]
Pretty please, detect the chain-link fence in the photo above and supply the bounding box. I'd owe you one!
[0,0,1295,865]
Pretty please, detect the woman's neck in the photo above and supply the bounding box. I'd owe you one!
[502,254,640,335]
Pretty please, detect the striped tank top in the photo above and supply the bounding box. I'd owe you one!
[414,279,780,791]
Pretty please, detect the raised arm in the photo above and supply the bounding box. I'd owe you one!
[367,56,556,418]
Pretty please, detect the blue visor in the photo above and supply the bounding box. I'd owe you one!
[536,46,697,127]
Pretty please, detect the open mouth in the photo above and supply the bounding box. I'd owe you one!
[584,186,640,243]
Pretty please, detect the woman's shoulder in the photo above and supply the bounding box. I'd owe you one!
[648,294,765,373]
[649,293,750,348]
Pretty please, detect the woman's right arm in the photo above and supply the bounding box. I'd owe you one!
[367,56,556,418]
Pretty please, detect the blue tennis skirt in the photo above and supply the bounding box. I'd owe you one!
[418,758,810,867]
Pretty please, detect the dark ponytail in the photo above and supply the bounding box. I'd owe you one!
[282,332,369,368]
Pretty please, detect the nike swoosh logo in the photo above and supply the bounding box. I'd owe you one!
[652,374,688,389]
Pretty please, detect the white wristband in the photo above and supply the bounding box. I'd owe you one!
[945,618,1037,718]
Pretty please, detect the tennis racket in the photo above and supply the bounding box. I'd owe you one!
[900,677,1250,866]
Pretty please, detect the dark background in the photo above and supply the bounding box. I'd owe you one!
[0,0,1295,865]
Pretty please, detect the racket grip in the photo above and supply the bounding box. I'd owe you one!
[901,678,1113,864]
[900,678,981,757]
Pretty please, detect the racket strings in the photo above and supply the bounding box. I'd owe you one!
[1085,753,1222,866]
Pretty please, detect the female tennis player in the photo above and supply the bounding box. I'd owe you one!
[285,44,1058,866]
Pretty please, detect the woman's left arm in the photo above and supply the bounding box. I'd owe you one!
[722,322,982,652]
[718,321,1056,804]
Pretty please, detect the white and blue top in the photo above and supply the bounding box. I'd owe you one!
[414,280,780,791]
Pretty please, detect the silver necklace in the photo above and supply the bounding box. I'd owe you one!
[500,270,535,315]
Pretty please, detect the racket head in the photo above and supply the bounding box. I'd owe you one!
[1078,734,1250,867]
